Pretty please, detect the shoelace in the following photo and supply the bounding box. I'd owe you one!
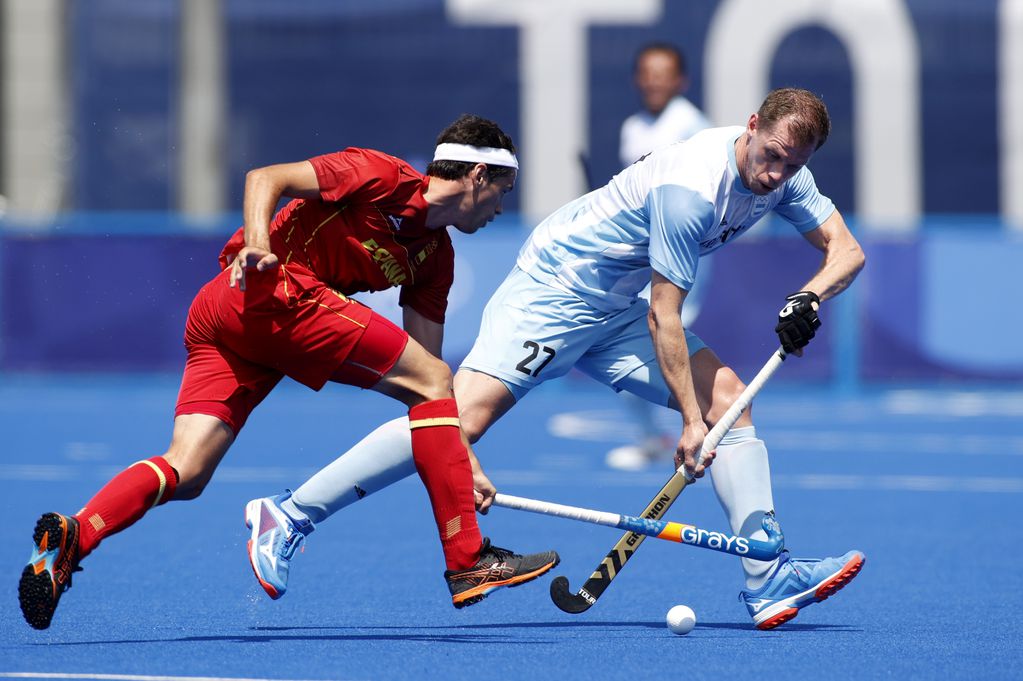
[280,531,305,560]
[482,542,516,563]
[62,565,84,593]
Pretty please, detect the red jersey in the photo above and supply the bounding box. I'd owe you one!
[219,148,454,323]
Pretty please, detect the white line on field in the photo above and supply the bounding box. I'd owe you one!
[0,673,346,681]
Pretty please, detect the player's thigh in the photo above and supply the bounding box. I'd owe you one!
[452,368,518,443]
[163,413,236,498]
[368,332,452,407]
[172,337,281,497]
[688,347,751,427]
[576,306,722,411]
[614,346,749,427]
[176,334,282,436]
[330,308,418,392]
[216,281,377,392]
[574,301,661,393]
[460,268,601,400]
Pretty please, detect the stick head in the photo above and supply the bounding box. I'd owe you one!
[549,576,596,614]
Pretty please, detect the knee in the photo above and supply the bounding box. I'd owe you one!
[705,369,753,426]
[162,451,213,500]
[457,407,488,444]
[411,356,454,404]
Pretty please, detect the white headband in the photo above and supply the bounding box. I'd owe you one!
[433,143,518,170]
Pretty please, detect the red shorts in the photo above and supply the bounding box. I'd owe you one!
[175,268,409,434]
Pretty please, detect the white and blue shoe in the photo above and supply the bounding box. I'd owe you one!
[244,491,314,600]
[740,549,865,630]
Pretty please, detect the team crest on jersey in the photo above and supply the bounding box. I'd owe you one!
[415,239,438,265]
[702,217,743,249]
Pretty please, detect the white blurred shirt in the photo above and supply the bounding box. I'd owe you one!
[619,96,711,168]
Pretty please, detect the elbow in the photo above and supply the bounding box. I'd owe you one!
[646,307,662,336]
[647,304,678,333]
[851,243,866,276]
[245,167,271,193]
[244,166,289,206]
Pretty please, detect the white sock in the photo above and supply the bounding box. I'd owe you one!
[708,426,779,590]
[282,417,416,524]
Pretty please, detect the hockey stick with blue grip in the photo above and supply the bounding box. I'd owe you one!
[548,348,787,613]
[494,493,784,560]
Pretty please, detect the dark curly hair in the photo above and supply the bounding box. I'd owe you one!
[426,114,517,181]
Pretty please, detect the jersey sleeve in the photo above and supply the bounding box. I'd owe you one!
[398,237,455,324]
[309,148,402,204]
[647,184,716,291]
[774,166,836,232]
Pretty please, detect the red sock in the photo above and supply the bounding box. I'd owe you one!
[409,398,482,571]
[75,456,178,558]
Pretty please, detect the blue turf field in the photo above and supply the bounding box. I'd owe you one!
[2,373,1022,680]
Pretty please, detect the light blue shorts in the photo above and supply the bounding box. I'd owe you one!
[460,267,707,403]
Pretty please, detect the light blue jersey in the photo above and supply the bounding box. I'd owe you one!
[463,125,836,402]
[516,126,835,313]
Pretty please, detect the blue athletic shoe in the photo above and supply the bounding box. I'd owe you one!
[244,491,314,600]
[740,549,865,630]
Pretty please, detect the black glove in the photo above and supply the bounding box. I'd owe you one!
[775,291,821,353]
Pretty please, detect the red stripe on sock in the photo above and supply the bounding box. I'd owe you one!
[409,398,482,571]
[75,456,178,558]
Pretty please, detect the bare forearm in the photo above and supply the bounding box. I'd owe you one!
[649,311,701,427]
[241,169,282,251]
[241,161,321,251]
[403,307,444,358]
[800,211,866,302]
[803,241,864,302]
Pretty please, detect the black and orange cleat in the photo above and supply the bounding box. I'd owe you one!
[445,538,559,609]
[19,512,82,630]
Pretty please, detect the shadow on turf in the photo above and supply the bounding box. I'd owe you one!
[245,621,860,633]
[27,621,860,646]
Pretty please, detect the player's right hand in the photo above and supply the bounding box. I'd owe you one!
[228,246,278,291]
[466,448,496,514]
[775,291,821,355]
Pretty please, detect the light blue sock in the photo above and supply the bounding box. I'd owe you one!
[708,425,780,590]
[282,417,416,524]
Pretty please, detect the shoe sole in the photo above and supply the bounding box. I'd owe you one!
[244,500,283,600]
[19,513,77,630]
[755,553,865,630]
[452,554,561,609]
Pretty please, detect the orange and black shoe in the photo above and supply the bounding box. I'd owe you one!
[19,512,82,630]
[445,537,559,609]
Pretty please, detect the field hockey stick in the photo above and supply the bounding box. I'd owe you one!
[549,347,787,613]
[494,493,784,560]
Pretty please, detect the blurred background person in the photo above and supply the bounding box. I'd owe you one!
[619,42,711,168]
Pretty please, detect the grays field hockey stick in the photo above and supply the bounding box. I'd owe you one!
[494,493,784,560]
[549,348,787,613]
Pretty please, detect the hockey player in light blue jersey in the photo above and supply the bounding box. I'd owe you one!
[245,88,867,629]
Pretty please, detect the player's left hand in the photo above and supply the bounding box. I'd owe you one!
[228,246,278,291]
[775,291,821,356]
[472,474,497,514]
